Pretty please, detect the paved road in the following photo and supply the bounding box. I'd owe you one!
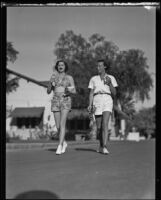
[6,140,155,199]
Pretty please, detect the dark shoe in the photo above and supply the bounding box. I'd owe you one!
[96,146,103,153]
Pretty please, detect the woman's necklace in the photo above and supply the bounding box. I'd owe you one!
[58,73,66,85]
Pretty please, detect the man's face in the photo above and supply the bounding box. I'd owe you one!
[97,62,105,74]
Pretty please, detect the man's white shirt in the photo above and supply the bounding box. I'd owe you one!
[88,74,118,94]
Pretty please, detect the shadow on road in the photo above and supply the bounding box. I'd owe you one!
[75,148,97,152]
[47,148,57,152]
[13,190,60,199]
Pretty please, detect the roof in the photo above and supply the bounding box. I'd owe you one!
[11,107,45,118]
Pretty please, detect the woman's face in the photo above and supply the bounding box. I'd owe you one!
[57,61,66,73]
[97,62,106,74]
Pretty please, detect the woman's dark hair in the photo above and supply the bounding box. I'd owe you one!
[97,59,110,71]
[54,60,69,72]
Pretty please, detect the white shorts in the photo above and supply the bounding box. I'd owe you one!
[93,94,113,115]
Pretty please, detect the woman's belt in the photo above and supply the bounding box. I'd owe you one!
[54,92,65,97]
[94,92,111,96]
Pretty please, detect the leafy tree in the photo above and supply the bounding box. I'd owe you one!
[6,42,19,118]
[128,105,155,138]
[54,31,119,108]
[7,42,19,63]
[53,30,153,115]
[113,49,153,101]
[6,42,19,94]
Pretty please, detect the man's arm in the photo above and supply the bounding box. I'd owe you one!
[88,89,94,111]
[109,83,116,97]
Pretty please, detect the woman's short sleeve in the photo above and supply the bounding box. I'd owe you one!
[68,76,75,87]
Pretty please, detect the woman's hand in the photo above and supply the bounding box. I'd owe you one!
[63,87,70,97]
[52,81,56,87]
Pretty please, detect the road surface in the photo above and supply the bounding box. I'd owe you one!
[6,140,155,199]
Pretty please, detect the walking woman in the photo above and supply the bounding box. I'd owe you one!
[88,59,118,154]
[47,60,76,155]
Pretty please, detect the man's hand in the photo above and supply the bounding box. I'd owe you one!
[87,105,96,113]
[104,76,111,86]
[87,105,92,113]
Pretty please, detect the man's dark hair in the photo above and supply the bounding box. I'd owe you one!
[54,60,69,72]
[97,59,110,71]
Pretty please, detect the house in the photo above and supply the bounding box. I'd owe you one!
[10,107,45,128]
[8,107,45,140]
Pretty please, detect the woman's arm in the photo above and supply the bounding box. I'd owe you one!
[65,76,76,96]
[47,81,52,94]
[47,72,57,94]
[70,76,76,94]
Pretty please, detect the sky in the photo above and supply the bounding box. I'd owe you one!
[7,5,156,111]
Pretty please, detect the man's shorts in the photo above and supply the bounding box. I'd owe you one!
[51,94,71,112]
[93,94,113,115]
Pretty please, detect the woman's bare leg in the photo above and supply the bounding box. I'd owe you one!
[53,112,61,134]
[59,109,69,145]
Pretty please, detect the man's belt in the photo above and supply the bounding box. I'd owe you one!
[94,92,111,96]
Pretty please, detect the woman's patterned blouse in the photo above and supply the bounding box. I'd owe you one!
[50,71,71,88]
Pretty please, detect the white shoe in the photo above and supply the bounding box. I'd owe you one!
[56,144,62,155]
[96,146,103,153]
[103,147,109,154]
[61,141,68,153]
